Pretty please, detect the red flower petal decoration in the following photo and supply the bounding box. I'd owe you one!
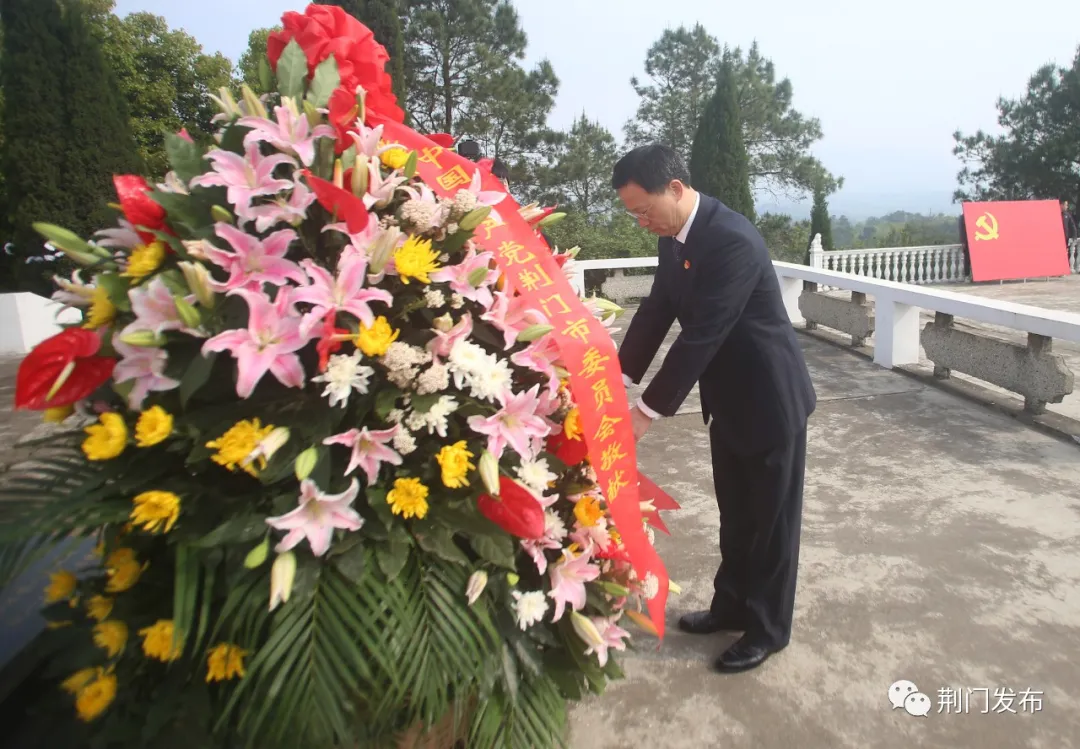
[113,174,168,244]
[14,328,116,410]
[546,427,589,467]
[302,170,369,234]
[328,87,361,154]
[477,477,545,540]
[427,133,455,148]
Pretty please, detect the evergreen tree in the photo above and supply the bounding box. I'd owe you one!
[689,61,755,221]
[1,0,72,293]
[61,0,142,238]
[807,180,834,259]
[319,0,407,106]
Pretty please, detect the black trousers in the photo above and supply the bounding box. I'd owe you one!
[708,421,807,649]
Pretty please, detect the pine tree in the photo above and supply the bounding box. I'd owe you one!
[319,0,407,106]
[807,180,834,259]
[61,0,143,239]
[0,0,73,293]
[689,60,755,221]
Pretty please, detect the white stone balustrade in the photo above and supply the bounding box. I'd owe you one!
[0,293,82,355]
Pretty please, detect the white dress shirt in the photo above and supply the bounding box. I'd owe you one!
[622,193,700,419]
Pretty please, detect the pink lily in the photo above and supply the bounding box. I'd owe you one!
[112,339,180,410]
[201,288,313,399]
[245,180,317,233]
[121,276,203,338]
[466,168,506,207]
[511,336,561,392]
[585,616,630,667]
[189,142,297,215]
[398,182,450,231]
[548,548,601,622]
[481,291,549,350]
[467,384,551,460]
[429,246,499,308]
[521,511,567,575]
[265,478,364,557]
[291,251,392,333]
[347,121,385,159]
[427,313,474,361]
[323,426,403,486]
[239,103,335,167]
[362,159,408,208]
[203,223,307,293]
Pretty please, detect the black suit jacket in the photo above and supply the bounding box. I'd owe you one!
[618,194,817,455]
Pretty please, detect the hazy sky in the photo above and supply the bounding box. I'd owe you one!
[115,0,1080,218]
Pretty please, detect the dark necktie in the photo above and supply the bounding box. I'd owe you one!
[672,238,683,263]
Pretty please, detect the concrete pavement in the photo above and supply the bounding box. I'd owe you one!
[567,310,1080,749]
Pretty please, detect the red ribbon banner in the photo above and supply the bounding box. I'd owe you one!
[373,118,670,638]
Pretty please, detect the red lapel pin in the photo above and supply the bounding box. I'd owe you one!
[683,259,690,270]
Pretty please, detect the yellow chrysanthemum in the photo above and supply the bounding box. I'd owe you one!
[61,668,97,695]
[393,235,440,285]
[573,495,604,528]
[104,548,145,593]
[206,418,275,477]
[93,620,128,658]
[87,595,113,622]
[205,643,248,683]
[74,669,117,722]
[130,490,181,534]
[83,286,116,330]
[82,413,128,461]
[354,316,400,358]
[43,405,74,423]
[436,441,474,489]
[379,145,410,171]
[135,405,173,447]
[138,620,183,662]
[121,241,166,279]
[44,570,77,604]
[564,408,583,441]
[387,477,430,520]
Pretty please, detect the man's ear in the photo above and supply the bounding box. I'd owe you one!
[670,180,685,200]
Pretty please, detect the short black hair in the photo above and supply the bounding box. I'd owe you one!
[611,144,691,194]
[491,158,510,181]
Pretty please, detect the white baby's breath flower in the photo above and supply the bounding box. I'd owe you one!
[415,362,450,395]
[392,428,417,456]
[512,590,549,630]
[312,352,374,408]
[450,293,465,309]
[386,408,406,424]
[424,288,446,308]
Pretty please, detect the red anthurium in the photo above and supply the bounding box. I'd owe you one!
[328,87,361,154]
[177,128,194,143]
[302,170,369,234]
[546,427,589,467]
[477,477,545,540]
[14,328,116,411]
[427,133,455,148]
[113,174,168,244]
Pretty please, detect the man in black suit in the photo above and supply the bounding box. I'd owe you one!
[612,144,816,673]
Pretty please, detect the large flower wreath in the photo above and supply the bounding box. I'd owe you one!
[0,5,676,748]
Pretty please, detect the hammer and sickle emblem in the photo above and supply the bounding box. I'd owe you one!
[974,212,999,241]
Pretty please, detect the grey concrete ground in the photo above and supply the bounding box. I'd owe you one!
[567,307,1080,749]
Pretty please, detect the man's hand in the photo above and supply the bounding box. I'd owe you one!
[630,405,653,441]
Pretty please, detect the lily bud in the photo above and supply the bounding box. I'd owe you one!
[465,570,488,606]
[566,246,582,259]
[669,579,683,595]
[478,450,500,495]
[178,261,215,309]
[598,581,631,598]
[269,551,297,611]
[553,366,571,380]
[240,84,268,120]
[432,313,454,333]
[174,296,202,329]
[210,87,241,119]
[294,447,318,481]
[369,226,400,274]
[180,240,212,261]
[516,324,553,344]
[466,267,491,289]
[351,156,369,196]
[570,611,605,650]
[590,296,624,317]
[303,99,322,129]
[33,223,99,266]
[506,572,520,586]
[210,205,234,224]
[458,205,492,232]
[537,211,566,228]
[333,158,344,189]
[354,85,367,124]
[118,331,164,347]
[244,538,269,569]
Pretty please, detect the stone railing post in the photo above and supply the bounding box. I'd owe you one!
[932,312,954,379]
[874,300,921,368]
[809,234,824,269]
[803,280,818,330]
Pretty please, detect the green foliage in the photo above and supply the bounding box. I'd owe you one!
[625,27,840,199]
[756,213,811,263]
[532,114,619,216]
[320,0,408,107]
[237,27,279,96]
[953,44,1080,205]
[690,61,755,221]
[807,181,833,255]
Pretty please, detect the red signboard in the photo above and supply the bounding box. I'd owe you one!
[962,200,1071,282]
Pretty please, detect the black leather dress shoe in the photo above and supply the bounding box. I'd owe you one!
[712,636,784,673]
[677,609,746,635]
